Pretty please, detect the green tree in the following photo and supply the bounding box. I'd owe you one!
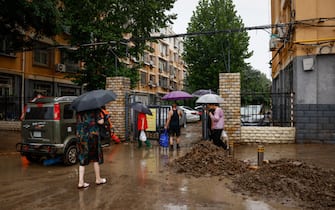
[62,0,176,90]
[241,65,272,106]
[0,0,62,51]
[183,0,251,92]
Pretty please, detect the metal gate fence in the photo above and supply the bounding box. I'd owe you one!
[125,92,171,142]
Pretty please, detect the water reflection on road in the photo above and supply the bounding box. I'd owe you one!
[0,122,334,209]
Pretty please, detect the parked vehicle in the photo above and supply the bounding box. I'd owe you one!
[179,106,200,122]
[16,96,110,165]
[156,105,187,128]
[194,105,204,119]
[240,104,265,126]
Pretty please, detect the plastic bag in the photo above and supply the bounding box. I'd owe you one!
[139,130,147,142]
[221,130,228,139]
[221,130,229,150]
[159,129,169,147]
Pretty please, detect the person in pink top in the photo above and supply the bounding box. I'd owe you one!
[208,103,227,149]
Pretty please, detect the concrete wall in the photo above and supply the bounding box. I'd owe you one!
[294,55,335,105]
[293,55,335,143]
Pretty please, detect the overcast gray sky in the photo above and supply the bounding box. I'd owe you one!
[170,0,272,79]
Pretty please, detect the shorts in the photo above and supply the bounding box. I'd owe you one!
[168,126,180,137]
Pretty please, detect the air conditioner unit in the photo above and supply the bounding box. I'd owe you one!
[269,38,278,51]
[55,64,66,72]
[269,35,280,51]
[170,75,175,80]
[276,26,286,38]
[148,80,156,87]
[132,56,139,63]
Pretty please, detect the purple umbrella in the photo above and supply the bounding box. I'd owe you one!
[161,90,193,100]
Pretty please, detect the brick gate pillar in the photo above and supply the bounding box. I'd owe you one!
[105,77,130,141]
[219,73,241,143]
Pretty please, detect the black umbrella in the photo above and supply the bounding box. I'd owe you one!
[130,102,152,115]
[71,89,117,112]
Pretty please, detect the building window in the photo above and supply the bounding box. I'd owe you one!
[149,74,155,83]
[143,52,150,64]
[174,53,179,63]
[158,58,168,72]
[159,43,168,57]
[0,36,15,56]
[140,71,147,85]
[150,55,156,66]
[159,76,168,88]
[59,86,77,96]
[33,83,52,96]
[60,49,80,73]
[0,76,12,96]
[33,42,51,67]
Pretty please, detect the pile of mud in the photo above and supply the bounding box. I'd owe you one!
[170,141,248,177]
[170,141,335,210]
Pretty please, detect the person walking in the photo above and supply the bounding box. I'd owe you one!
[137,112,152,149]
[76,109,107,189]
[208,103,227,149]
[165,103,183,151]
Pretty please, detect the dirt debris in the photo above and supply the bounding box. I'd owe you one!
[170,141,335,210]
[170,141,248,177]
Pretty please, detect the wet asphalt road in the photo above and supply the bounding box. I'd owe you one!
[0,122,335,210]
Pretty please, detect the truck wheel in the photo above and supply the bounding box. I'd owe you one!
[25,154,38,162]
[64,145,77,165]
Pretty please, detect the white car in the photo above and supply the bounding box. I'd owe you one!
[156,105,187,128]
[179,106,200,122]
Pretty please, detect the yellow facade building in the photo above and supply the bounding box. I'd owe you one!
[270,0,335,142]
[0,27,186,120]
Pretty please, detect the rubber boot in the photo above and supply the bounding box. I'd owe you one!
[170,144,174,151]
[145,140,152,149]
[138,140,142,148]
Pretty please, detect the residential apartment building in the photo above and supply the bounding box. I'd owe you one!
[270,0,335,143]
[0,27,186,120]
[0,33,82,120]
[135,27,187,100]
